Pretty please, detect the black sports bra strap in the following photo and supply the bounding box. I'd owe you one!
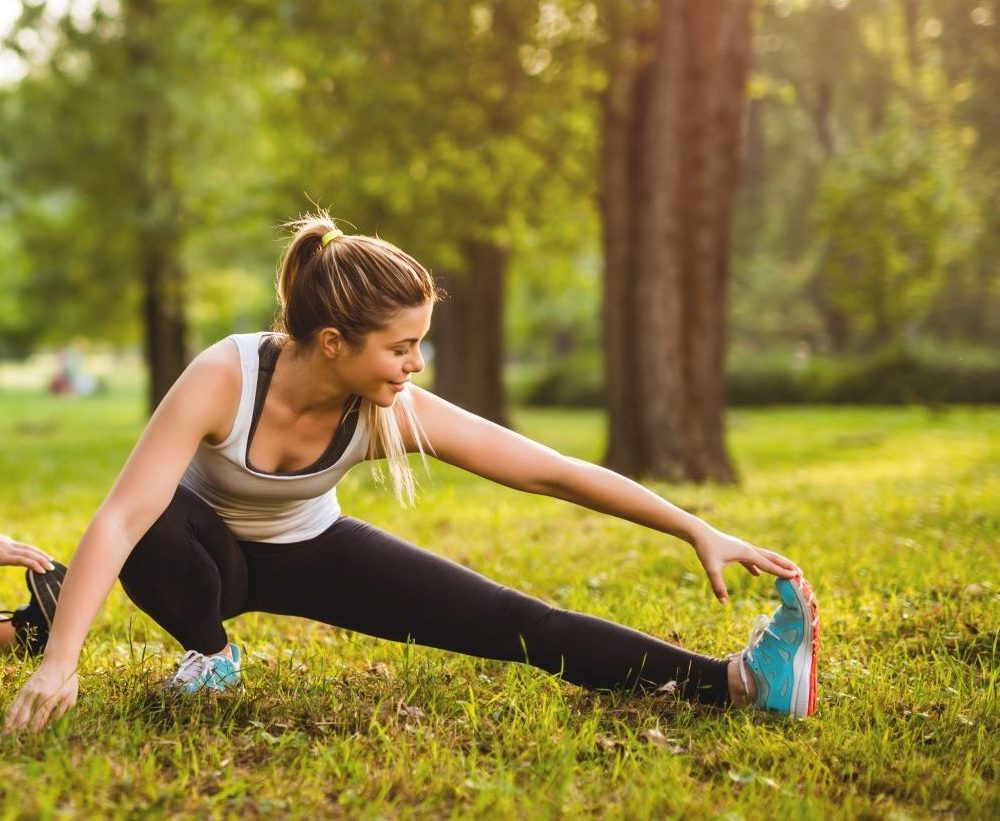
[245,335,363,476]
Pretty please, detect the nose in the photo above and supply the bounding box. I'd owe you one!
[405,346,425,374]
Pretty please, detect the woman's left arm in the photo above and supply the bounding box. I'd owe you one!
[407,387,798,602]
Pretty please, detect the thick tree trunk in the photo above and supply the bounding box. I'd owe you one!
[432,240,510,427]
[142,239,188,413]
[603,0,752,483]
[126,0,188,414]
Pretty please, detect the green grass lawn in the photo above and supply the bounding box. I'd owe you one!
[0,390,997,819]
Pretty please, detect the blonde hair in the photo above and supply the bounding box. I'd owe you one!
[274,211,446,506]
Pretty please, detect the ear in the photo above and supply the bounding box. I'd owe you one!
[316,327,345,359]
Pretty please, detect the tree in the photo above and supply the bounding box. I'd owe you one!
[814,102,971,351]
[0,1,279,411]
[264,0,599,426]
[601,0,753,483]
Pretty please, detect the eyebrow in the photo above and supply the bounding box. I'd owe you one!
[390,337,419,345]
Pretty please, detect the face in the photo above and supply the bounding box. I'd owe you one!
[333,301,433,407]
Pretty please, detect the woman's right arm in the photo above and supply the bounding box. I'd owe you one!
[3,342,241,733]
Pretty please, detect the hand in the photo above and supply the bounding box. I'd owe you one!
[0,534,56,573]
[692,526,799,603]
[4,661,79,733]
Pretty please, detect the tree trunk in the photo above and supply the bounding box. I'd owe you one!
[432,240,510,427]
[126,0,189,414]
[142,237,188,413]
[603,0,752,483]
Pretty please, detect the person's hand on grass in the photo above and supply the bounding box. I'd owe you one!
[0,534,56,573]
[692,526,799,603]
[4,661,79,733]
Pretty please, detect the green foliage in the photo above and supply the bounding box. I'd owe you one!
[733,0,1000,357]
[517,348,605,407]
[0,1,299,353]
[517,342,1000,408]
[813,103,974,351]
[728,344,1000,406]
[1,395,997,817]
[1,0,999,383]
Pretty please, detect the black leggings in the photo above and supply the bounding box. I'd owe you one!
[120,486,731,706]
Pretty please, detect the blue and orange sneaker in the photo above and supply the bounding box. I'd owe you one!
[165,644,242,693]
[740,575,819,718]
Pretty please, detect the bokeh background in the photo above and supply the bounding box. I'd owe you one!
[1,0,998,475]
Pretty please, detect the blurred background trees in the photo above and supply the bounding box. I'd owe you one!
[1,0,998,481]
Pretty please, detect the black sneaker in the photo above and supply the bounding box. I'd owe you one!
[0,561,67,656]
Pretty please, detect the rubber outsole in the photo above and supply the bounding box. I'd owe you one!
[788,574,820,718]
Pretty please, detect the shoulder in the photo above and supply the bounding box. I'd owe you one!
[184,338,243,390]
[151,338,245,443]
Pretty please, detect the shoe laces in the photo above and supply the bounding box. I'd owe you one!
[746,613,779,657]
[735,614,776,699]
[170,650,213,686]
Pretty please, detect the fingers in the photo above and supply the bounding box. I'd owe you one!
[3,544,56,572]
[24,545,57,572]
[760,548,799,573]
[29,690,63,733]
[707,567,729,604]
[753,549,799,578]
[740,561,762,576]
[52,689,77,723]
[4,689,37,733]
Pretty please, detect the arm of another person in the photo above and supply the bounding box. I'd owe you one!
[4,342,241,733]
[397,386,798,601]
[0,534,56,573]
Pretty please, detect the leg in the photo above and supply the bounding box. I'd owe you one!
[119,486,250,654]
[241,517,731,706]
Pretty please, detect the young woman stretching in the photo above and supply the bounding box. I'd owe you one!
[4,215,818,732]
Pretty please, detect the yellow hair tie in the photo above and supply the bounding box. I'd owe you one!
[321,228,343,247]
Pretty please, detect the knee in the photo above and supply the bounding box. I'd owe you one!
[120,487,210,586]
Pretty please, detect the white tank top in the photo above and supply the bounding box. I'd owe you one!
[180,332,371,543]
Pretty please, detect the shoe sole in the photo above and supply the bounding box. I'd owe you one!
[26,562,67,631]
[788,574,820,718]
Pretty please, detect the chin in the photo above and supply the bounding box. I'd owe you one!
[371,392,398,408]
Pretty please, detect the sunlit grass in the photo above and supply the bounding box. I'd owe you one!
[0,392,997,818]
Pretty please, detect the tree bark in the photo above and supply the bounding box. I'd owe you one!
[126,0,189,414]
[141,231,188,413]
[602,0,752,483]
[432,240,510,427]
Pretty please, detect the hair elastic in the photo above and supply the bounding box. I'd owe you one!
[321,228,343,247]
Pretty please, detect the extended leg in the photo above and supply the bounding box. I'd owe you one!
[242,517,731,705]
[119,486,249,654]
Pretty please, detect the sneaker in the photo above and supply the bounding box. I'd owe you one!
[740,574,820,718]
[165,643,242,693]
[0,561,67,656]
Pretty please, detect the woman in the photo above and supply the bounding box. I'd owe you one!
[5,215,818,732]
[0,534,66,655]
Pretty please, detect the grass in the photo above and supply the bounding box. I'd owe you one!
[0,389,997,819]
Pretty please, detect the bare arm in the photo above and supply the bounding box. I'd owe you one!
[402,387,798,598]
[4,342,241,732]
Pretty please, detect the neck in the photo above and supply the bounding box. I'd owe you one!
[271,339,351,415]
